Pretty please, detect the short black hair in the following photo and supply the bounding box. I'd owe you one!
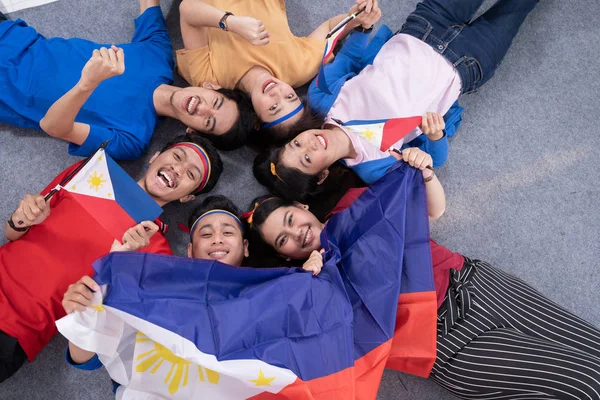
[194,89,257,151]
[160,134,224,195]
[251,98,324,149]
[187,195,245,239]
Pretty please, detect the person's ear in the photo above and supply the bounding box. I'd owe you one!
[243,239,250,258]
[317,169,330,185]
[254,119,262,131]
[186,127,197,135]
[187,243,193,258]
[202,81,221,90]
[179,194,196,204]
[292,201,309,211]
[148,151,160,165]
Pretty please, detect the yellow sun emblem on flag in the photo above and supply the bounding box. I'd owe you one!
[135,333,220,395]
[359,128,377,142]
[86,171,107,192]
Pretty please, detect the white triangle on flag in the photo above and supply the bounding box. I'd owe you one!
[65,149,115,200]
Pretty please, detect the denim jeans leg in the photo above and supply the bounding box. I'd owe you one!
[449,0,539,92]
[415,0,488,28]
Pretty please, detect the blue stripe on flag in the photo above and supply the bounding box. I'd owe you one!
[106,155,163,223]
[343,119,389,126]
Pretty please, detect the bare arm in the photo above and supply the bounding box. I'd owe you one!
[68,342,96,365]
[179,0,269,49]
[140,0,160,14]
[308,13,347,41]
[423,170,446,220]
[391,148,446,220]
[39,46,125,145]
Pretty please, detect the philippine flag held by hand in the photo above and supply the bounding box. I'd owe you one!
[315,24,351,94]
[62,148,163,240]
[342,116,423,151]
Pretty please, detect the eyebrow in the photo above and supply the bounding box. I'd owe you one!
[273,211,290,248]
[217,96,224,110]
[210,117,216,132]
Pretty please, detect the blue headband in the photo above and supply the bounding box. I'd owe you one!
[262,103,305,129]
[189,210,244,240]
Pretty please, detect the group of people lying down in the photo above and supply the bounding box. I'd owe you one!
[1,0,600,398]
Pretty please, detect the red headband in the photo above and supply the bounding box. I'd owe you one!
[169,142,211,194]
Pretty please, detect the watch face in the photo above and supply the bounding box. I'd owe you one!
[219,21,225,30]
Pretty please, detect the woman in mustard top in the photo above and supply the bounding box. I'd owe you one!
[177,0,381,146]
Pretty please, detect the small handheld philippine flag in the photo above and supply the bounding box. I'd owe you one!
[342,116,423,151]
[61,148,163,240]
[315,25,352,94]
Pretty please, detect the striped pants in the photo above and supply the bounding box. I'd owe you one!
[430,258,600,399]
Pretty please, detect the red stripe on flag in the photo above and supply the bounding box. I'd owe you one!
[250,340,393,400]
[380,116,423,151]
[385,291,438,378]
[67,192,137,240]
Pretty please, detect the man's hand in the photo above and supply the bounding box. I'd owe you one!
[228,16,270,46]
[62,276,100,314]
[349,0,381,29]
[302,249,325,276]
[420,112,445,141]
[110,221,159,253]
[79,46,125,90]
[11,194,51,228]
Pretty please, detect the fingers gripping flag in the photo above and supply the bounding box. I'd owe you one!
[57,163,437,399]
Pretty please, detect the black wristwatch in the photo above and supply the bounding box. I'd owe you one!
[353,25,373,34]
[7,215,29,232]
[219,12,234,31]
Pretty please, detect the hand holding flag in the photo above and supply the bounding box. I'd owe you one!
[110,221,160,253]
[11,194,51,229]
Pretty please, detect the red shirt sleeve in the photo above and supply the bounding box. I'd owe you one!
[142,234,173,256]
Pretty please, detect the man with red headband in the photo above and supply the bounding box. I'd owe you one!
[0,135,223,382]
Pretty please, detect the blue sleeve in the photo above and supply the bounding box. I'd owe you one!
[68,125,147,161]
[131,6,172,59]
[343,156,398,185]
[442,100,464,139]
[66,347,103,371]
[307,31,371,115]
[361,24,394,67]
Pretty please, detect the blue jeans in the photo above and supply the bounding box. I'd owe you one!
[400,0,538,94]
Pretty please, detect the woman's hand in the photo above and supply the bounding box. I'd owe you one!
[62,276,100,314]
[350,0,381,29]
[228,16,270,46]
[420,112,445,141]
[396,148,433,171]
[302,249,325,276]
[110,221,159,253]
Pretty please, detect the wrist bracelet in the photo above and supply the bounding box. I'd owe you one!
[7,215,29,232]
[423,166,435,183]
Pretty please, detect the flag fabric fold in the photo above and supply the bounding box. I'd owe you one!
[57,162,437,399]
[315,25,352,94]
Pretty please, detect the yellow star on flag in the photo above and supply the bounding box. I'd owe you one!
[359,128,376,142]
[71,185,77,191]
[107,193,112,198]
[250,369,276,387]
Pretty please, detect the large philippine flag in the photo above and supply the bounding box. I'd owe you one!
[342,117,423,151]
[61,148,163,240]
[56,163,437,399]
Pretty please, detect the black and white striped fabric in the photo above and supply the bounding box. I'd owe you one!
[430,258,600,399]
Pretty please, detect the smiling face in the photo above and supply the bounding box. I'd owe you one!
[169,86,238,135]
[140,146,207,206]
[187,212,249,266]
[280,129,339,175]
[249,73,303,127]
[259,204,324,260]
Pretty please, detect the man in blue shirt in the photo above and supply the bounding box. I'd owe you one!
[0,0,255,160]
